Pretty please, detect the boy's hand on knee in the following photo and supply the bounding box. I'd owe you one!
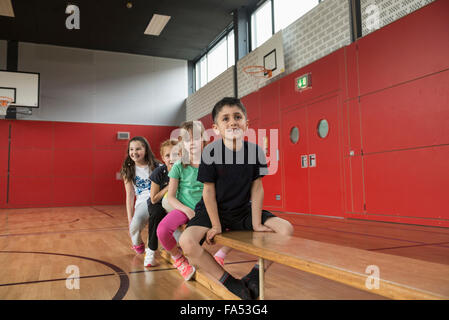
[206,225,222,244]
[253,224,272,232]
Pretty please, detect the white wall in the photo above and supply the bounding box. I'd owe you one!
[17,42,187,125]
[0,40,6,70]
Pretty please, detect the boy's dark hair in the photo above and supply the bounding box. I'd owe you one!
[212,97,247,123]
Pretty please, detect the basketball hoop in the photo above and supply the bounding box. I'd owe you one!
[243,65,273,78]
[0,96,13,116]
[242,65,273,92]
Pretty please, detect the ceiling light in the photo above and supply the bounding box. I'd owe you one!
[0,0,15,17]
[144,14,171,36]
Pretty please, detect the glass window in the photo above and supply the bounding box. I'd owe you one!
[251,0,273,49]
[317,119,329,138]
[227,30,235,68]
[195,55,207,90]
[207,37,228,82]
[195,60,200,90]
[194,29,235,91]
[290,126,299,144]
[274,0,319,32]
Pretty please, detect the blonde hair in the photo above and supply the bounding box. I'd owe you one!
[178,120,206,167]
[159,139,178,159]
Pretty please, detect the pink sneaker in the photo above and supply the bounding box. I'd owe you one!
[173,256,196,281]
[132,243,145,254]
[214,255,225,266]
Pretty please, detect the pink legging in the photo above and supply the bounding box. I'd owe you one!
[156,209,189,251]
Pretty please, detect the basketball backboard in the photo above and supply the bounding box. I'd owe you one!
[239,30,285,95]
[0,70,40,108]
[257,31,285,78]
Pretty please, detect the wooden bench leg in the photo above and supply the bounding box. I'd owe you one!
[259,257,265,300]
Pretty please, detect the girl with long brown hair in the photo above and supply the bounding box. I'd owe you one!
[120,136,160,254]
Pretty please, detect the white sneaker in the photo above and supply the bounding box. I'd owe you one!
[173,229,182,244]
[144,248,158,267]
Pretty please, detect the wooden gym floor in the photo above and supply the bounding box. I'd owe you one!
[0,205,448,300]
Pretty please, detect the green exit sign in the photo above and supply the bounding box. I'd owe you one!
[295,73,312,91]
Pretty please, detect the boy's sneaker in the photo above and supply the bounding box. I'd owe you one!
[173,256,196,281]
[132,243,145,254]
[144,248,158,267]
[242,273,260,299]
[220,272,252,300]
[214,255,225,266]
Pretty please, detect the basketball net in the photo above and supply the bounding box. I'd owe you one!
[242,66,273,92]
[0,96,13,116]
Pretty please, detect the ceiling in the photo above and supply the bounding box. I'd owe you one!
[0,0,259,61]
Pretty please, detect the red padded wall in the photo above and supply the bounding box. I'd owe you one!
[0,121,10,207]
[241,91,260,123]
[307,95,343,217]
[280,49,343,111]
[9,121,54,207]
[357,145,449,227]
[360,71,449,153]
[259,81,280,126]
[260,122,284,210]
[357,0,449,96]
[342,99,365,214]
[1,120,176,208]
[343,43,359,100]
[199,114,213,131]
[281,106,309,214]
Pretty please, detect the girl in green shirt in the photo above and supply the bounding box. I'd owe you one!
[156,121,205,281]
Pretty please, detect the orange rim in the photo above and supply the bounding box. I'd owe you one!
[243,65,272,78]
[0,96,13,107]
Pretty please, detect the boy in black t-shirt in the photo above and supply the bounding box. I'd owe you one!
[179,97,293,299]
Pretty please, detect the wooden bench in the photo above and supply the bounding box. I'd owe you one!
[213,231,449,300]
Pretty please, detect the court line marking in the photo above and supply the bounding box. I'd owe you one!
[0,219,80,233]
[0,265,182,288]
[0,226,128,237]
[0,273,115,287]
[0,250,129,300]
[89,207,115,218]
[275,211,449,236]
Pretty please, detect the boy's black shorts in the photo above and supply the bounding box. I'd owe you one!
[187,206,276,232]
